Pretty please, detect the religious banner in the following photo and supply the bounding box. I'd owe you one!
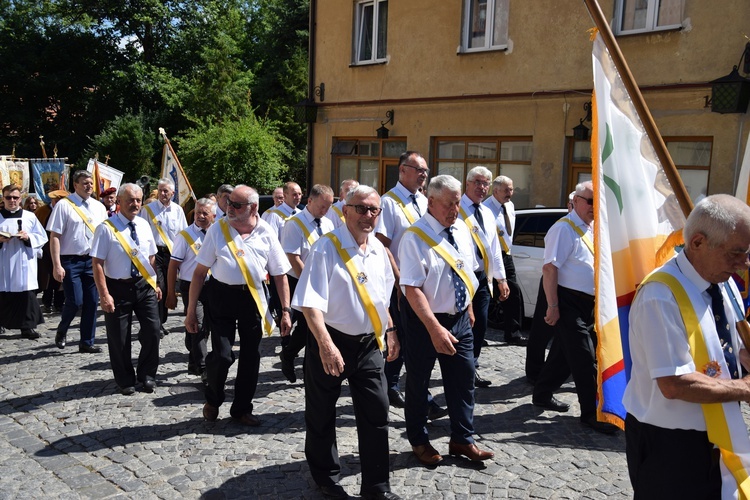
[31,158,67,204]
[86,159,124,196]
[0,157,30,194]
[159,128,195,207]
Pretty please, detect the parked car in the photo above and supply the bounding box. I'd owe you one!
[488,207,568,329]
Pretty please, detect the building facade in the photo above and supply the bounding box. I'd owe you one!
[307,0,750,208]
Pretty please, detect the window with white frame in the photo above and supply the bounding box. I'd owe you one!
[460,0,509,53]
[614,0,683,35]
[353,0,388,65]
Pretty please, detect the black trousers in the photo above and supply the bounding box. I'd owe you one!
[525,277,556,380]
[533,286,596,420]
[383,289,406,391]
[204,279,262,418]
[304,326,390,495]
[154,247,171,325]
[499,252,522,338]
[625,413,721,499]
[103,277,161,389]
[471,271,490,367]
[179,279,209,371]
[281,275,309,361]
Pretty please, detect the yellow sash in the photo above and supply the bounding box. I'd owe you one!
[643,271,750,497]
[103,220,158,290]
[384,191,418,225]
[219,219,274,336]
[64,198,98,236]
[289,216,318,246]
[324,233,385,351]
[143,204,173,253]
[331,205,345,223]
[560,217,594,254]
[497,230,511,254]
[458,207,490,276]
[266,208,293,222]
[179,228,210,276]
[406,225,477,300]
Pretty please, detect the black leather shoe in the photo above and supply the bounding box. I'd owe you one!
[120,386,135,396]
[141,377,156,393]
[319,484,349,499]
[505,332,529,346]
[427,402,449,421]
[79,344,102,354]
[55,331,67,349]
[474,374,492,388]
[280,353,296,383]
[581,415,620,435]
[388,389,406,408]
[21,329,40,339]
[532,396,570,412]
[361,491,402,500]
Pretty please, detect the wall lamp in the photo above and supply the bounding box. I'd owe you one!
[709,43,750,114]
[376,109,395,139]
[572,101,592,140]
[295,83,326,124]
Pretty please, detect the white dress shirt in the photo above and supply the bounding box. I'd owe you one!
[261,202,298,239]
[324,200,346,229]
[46,192,107,255]
[483,195,515,252]
[375,181,427,268]
[139,199,188,248]
[170,223,209,282]
[91,213,157,279]
[543,210,594,294]
[460,194,506,280]
[292,225,394,335]
[281,207,335,279]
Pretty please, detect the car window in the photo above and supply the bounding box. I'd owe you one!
[513,213,565,248]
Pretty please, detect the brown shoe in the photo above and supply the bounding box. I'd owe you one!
[411,443,443,466]
[203,403,219,422]
[234,413,261,427]
[448,441,494,461]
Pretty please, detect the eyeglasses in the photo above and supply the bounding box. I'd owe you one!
[471,180,490,188]
[227,200,251,209]
[346,204,382,216]
[576,195,594,206]
[402,163,429,175]
[3,196,20,201]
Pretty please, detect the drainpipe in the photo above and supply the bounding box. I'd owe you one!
[305,0,317,192]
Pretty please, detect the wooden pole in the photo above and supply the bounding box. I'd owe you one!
[583,0,693,217]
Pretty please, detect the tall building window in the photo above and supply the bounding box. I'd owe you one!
[434,137,532,208]
[332,138,406,192]
[665,137,712,203]
[460,0,509,53]
[614,0,683,35]
[353,0,388,65]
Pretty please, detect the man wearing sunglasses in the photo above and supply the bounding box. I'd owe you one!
[532,181,617,434]
[187,185,292,426]
[279,184,335,383]
[0,184,48,340]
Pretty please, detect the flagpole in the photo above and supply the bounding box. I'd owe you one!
[582,0,693,218]
[158,128,197,203]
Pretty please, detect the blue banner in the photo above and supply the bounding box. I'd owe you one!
[31,159,67,204]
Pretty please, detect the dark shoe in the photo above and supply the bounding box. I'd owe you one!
[187,364,202,376]
[448,441,494,461]
[79,344,102,354]
[412,443,443,466]
[474,374,492,388]
[532,396,570,412]
[279,353,296,383]
[319,484,349,499]
[21,329,40,339]
[203,403,219,422]
[388,389,406,408]
[427,402,449,421]
[120,386,135,396]
[160,326,170,338]
[581,415,620,435]
[361,491,402,500]
[505,332,529,346]
[482,339,489,347]
[234,413,261,427]
[54,331,67,349]
[141,377,156,393]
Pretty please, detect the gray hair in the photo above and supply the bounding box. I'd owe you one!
[157,178,175,191]
[217,184,234,196]
[345,184,379,203]
[195,197,217,215]
[234,184,259,206]
[575,181,593,196]
[467,166,493,183]
[684,194,750,248]
[340,179,359,196]
[72,170,93,183]
[427,175,462,198]
[492,175,513,190]
[118,183,142,197]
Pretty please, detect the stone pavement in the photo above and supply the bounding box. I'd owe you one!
[0,306,634,499]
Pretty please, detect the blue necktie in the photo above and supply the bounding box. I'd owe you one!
[313,218,322,236]
[445,227,467,312]
[708,284,738,379]
[410,194,422,217]
[472,203,485,234]
[128,221,140,278]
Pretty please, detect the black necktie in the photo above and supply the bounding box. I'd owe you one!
[501,203,512,237]
[127,221,140,278]
[445,227,467,311]
[200,229,207,236]
[313,218,322,236]
[410,194,422,217]
[707,284,738,379]
[472,203,485,234]
[291,209,297,216]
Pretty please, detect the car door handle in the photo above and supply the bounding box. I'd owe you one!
[512,252,531,259]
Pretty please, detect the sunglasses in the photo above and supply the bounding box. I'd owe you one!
[576,195,594,206]
[346,204,382,216]
[227,200,251,209]
[3,196,20,200]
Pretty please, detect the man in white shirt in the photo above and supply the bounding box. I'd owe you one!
[279,184,334,383]
[624,194,750,498]
[262,181,302,237]
[325,179,359,229]
[166,197,216,381]
[139,178,188,337]
[399,175,494,466]
[48,170,108,352]
[214,184,233,219]
[91,184,161,395]
[293,184,402,500]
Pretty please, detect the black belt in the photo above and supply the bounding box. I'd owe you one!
[434,309,468,321]
[212,279,252,291]
[108,276,142,284]
[559,286,594,300]
[61,254,91,261]
[328,325,375,343]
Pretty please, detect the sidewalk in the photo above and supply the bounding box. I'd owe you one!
[0,308,633,498]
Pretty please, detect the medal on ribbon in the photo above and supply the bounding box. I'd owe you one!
[356,272,368,284]
[703,360,721,378]
[455,259,464,270]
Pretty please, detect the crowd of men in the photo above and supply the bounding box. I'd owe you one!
[2,154,750,498]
